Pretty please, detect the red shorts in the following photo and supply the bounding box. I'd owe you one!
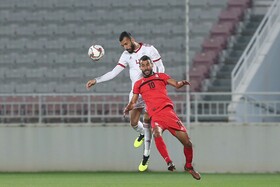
[151,106,187,136]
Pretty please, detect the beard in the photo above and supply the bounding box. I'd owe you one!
[126,42,135,54]
[142,69,153,77]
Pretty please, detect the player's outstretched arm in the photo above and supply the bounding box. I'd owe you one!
[85,65,124,90]
[167,79,191,89]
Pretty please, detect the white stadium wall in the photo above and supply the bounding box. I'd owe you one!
[245,29,280,92]
[231,20,280,123]
[0,123,280,173]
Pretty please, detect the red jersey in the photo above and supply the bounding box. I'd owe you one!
[133,73,174,117]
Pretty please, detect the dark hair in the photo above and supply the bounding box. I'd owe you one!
[139,55,152,63]
[119,31,132,42]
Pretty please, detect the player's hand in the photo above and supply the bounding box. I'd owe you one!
[180,80,191,86]
[123,103,134,119]
[86,79,96,90]
[177,80,191,88]
[123,107,129,119]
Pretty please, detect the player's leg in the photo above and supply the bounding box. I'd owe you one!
[174,130,201,180]
[129,108,145,147]
[138,112,152,171]
[128,92,145,148]
[152,125,176,171]
[160,107,200,179]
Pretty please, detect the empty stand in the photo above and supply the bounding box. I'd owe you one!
[0,0,232,94]
[0,0,239,123]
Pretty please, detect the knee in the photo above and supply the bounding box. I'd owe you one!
[130,121,138,127]
[185,139,192,148]
[152,127,162,138]
[144,118,150,124]
[130,116,139,127]
[143,114,151,124]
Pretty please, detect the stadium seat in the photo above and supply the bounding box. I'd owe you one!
[176,78,202,93]
[189,78,202,92]
[0,0,225,95]
[210,21,236,37]
[199,7,222,22]
[190,64,210,79]
[208,0,229,8]
[219,9,241,23]
[227,0,252,9]
[202,36,228,51]
[1,84,15,93]
[192,51,218,67]
[189,0,208,7]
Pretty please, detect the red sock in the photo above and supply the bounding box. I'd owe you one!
[154,136,172,164]
[184,146,193,168]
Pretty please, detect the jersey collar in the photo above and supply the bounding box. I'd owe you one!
[134,43,143,53]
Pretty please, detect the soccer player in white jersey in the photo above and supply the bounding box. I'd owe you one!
[86,31,165,171]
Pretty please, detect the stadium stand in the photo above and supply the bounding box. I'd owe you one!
[0,0,275,123]
[0,0,229,95]
[188,0,275,121]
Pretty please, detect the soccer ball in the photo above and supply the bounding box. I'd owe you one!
[88,45,105,61]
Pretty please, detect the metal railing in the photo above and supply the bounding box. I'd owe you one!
[0,92,279,124]
[231,0,280,91]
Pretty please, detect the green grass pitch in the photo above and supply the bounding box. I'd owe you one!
[0,172,279,187]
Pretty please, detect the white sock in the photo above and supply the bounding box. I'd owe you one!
[132,121,144,134]
[143,122,152,157]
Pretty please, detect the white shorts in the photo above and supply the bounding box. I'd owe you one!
[129,90,145,109]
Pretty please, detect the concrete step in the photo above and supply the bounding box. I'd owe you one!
[207,85,231,92]
[220,64,236,72]
[228,50,244,58]
[250,14,265,22]
[212,79,231,86]
[216,71,231,79]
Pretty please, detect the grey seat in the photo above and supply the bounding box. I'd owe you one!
[0,38,9,50]
[1,83,15,93]
[189,8,203,22]
[6,68,27,78]
[55,82,75,93]
[15,82,37,93]
[26,67,48,78]
[35,82,56,93]
[208,0,228,8]
[189,36,204,51]
[24,10,45,22]
[189,0,208,7]
[19,24,38,36]
[190,23,212,36]
[31,25,50,36]
[0,24,19,35]
[200,7,222,21]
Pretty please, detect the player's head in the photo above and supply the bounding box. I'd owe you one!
[139,55,154,77]
[119,31,136,54]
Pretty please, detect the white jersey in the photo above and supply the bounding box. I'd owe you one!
[95,43,165,90]
[94,42,165,108]
[118,43,164,89]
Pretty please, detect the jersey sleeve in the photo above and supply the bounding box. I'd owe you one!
[95,65,124,83]
[118,52,129,68]
[149,45,165,73]
[159,73,171,85]
[133,80,141,94]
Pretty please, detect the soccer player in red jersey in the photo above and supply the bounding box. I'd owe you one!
[124,55,201,180]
